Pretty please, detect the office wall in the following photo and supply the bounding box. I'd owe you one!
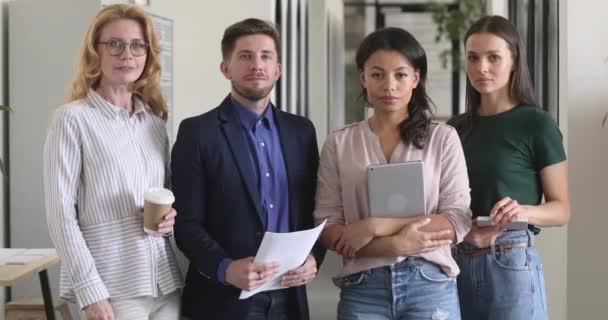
[566,0,608,318]
[308,0,344,145]
[308,0,331,144]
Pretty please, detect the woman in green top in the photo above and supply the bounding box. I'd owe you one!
[447,16,570,320]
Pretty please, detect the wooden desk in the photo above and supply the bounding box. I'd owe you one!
[0,250,59,320]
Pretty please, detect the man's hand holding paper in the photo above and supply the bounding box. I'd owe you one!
[225,257,280,291]
[239,220,327,299]
[280,254,317,287]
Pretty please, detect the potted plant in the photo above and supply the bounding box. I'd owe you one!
[429,0,486,70]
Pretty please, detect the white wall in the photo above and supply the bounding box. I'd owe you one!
[487,0,508,15]
[308,0,345,147]
[566,0,608,318]
[308,0,330,144]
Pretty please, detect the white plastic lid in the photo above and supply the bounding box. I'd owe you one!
[144,188,175,205]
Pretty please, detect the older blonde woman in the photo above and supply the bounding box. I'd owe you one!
[43,4,182,320]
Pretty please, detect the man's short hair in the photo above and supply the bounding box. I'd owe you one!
[221,18,281,60]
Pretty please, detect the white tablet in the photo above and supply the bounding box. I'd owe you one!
[367,161,426,218]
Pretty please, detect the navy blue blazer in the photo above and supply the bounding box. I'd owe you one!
[171,96,325,320]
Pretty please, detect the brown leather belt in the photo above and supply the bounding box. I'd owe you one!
[457,242,532,257]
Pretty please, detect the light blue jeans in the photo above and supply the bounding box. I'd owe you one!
[336,257,461,320]
[456,230,548,320]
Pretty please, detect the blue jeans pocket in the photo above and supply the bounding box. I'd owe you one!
[491,247,529,271]
[487,247,533,302]
[419,262,453,283]
[334,271,368,289]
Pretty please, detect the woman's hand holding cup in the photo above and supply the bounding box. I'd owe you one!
[143,188,175,236]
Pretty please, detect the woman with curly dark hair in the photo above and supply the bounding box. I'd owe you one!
[313,27,471,319]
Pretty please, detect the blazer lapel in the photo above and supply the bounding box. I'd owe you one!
[218,97,265,229]
[274,108,300,231]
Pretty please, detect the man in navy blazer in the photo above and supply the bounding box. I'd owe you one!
[171,18,325,320]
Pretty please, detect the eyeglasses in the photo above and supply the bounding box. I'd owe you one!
[97,39,149,57]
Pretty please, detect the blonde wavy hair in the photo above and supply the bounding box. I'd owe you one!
[68,4,167,120]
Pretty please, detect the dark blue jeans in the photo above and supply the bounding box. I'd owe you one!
[456,230,548,320]
[247,289,289,320]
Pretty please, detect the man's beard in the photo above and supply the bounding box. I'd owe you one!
[231,80,275,102]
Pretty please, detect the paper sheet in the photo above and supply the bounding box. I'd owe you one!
[239,220,327,299]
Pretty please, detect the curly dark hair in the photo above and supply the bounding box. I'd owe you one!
[355,27,433,149]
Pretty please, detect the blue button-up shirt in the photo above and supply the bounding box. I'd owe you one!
[217,97,290,283]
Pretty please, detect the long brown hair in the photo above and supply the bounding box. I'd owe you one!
[461,15,538,138]
[68,4,167,120]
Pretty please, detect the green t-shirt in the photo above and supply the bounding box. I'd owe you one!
[447,105,566,232]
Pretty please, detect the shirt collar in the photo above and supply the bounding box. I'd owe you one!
[231,95,274,131]
[132,96,147,118]
[87,89,148,120]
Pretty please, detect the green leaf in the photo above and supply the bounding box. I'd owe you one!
[428,0,486,71]
[0,105,11,111]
